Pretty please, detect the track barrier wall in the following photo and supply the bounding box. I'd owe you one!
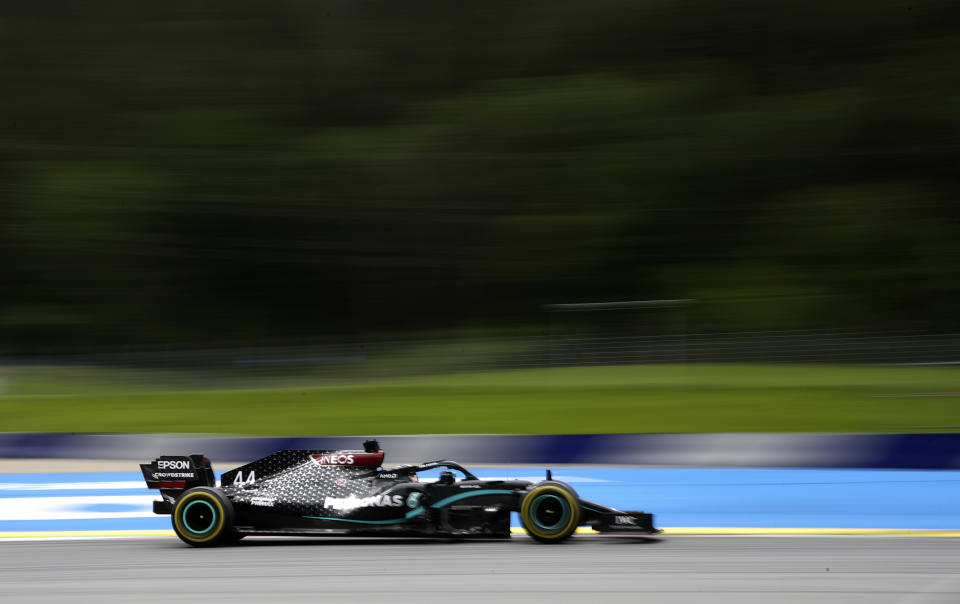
[1,433,959,468]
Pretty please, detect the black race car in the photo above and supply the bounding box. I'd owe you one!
[141,440,659,546]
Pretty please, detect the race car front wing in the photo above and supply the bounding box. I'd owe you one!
[579,499,660,534]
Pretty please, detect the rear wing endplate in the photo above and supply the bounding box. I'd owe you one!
[140,454,215,490]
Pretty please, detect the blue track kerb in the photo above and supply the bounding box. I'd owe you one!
[553,467,960,529]
[3,468,960,533]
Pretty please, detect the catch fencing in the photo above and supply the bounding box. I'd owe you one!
[2,330,958,391]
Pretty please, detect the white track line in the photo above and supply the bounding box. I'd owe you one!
[0,481,145,491]
[0,495,156,520]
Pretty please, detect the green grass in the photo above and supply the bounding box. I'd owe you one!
[1,364,959,434]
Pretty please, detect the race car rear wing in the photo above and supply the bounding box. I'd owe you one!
[140,454,216,491]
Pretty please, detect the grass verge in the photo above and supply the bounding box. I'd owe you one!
[1,364,958,434]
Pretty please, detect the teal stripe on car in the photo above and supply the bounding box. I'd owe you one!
[429,489,514,509]
[303,506,425,524]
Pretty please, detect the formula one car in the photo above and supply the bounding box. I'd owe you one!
[141,440,658,546]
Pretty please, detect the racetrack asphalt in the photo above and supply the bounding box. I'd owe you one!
[1,536,958,603]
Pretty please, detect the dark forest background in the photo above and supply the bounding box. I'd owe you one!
[2,0,959,353]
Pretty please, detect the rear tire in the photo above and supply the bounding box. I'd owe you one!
[172,487,234,547]
[520,482,581,543]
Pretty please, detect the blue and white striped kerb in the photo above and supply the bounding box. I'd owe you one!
[3,467,960,539]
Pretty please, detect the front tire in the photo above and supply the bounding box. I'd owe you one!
[172,487,234,547]
[520,482,581,543]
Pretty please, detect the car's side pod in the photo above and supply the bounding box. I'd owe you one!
[140,454,216,514]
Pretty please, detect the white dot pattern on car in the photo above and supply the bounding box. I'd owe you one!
[221,450,421,518]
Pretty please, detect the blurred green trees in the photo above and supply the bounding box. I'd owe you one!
[2,0,958,351]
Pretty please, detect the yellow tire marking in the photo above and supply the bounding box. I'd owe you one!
[520,485,580,540]
[172,491,226,543]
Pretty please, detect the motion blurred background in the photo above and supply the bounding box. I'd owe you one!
[1,0,959,434]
